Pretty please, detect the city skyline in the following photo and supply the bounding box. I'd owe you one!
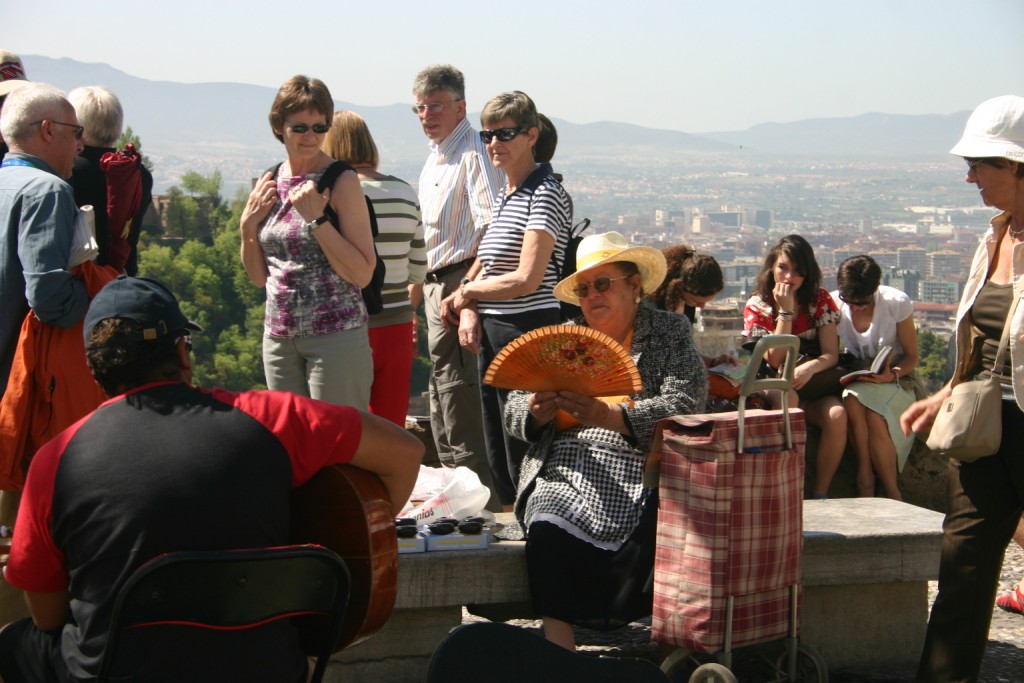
[7,0,1024,133]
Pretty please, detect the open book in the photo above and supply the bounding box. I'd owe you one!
[839,345,894,386]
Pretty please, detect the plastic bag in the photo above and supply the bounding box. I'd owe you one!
[399,465,490,523]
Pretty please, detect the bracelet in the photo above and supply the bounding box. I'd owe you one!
[892,367,901,383]
[777,310,794,319]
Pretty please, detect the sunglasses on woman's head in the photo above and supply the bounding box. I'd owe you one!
[479,127,524,144]
[572,275,630,299]
[838,294,873,308]
[288,123,330,135]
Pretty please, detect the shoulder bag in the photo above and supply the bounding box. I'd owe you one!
[925,299,1014,462]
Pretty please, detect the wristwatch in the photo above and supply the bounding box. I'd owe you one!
[306,215,329,233]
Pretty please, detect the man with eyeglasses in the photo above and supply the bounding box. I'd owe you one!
[412,64,503,511]
[0,82,90,633]
[0,83,86,402]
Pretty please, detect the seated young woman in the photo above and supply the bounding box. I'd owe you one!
[832,255,920,499]
[743,234,846,498]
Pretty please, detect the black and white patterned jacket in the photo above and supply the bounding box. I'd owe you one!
[506,303,708,541]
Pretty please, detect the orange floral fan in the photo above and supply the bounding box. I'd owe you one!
[484,325,642,396]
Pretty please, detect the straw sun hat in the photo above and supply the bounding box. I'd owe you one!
[553,231,667,305]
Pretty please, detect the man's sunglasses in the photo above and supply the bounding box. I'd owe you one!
[288,123,330,135]
[572,275,629,300]
[479,127,525,144]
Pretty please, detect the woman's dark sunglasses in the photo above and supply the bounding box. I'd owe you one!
[288,123,330,135]
[838,294,872,308]
[479,127,524,144]
[572,275,629,300]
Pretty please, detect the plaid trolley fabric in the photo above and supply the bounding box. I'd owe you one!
[653,408,806,653]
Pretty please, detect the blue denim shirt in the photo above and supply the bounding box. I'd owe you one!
[0,152,88,396]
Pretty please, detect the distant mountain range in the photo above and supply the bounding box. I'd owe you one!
[22,55,971,190]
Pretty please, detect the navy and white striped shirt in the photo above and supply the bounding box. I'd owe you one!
[476,165,572,316]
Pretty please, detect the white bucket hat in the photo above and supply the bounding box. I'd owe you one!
[553,231,667,305]
[950,95,1024,162]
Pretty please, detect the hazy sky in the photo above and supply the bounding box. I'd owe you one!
[7,0,1024,133]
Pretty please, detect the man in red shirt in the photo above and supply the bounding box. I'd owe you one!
[0,275,421,683]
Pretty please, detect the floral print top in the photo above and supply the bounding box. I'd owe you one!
[259,167,367,338]
[743,288,840,343]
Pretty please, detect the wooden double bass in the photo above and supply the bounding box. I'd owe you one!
[289,464,398,652]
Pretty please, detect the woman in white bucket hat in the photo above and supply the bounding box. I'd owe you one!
[901,95,1024,682]
[506,230,707,651]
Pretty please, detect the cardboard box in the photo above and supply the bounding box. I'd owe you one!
[424,528,491,552]
[398,532,426,554]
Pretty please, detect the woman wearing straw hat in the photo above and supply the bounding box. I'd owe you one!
[901,95,1024,682]
[505,231,707,651]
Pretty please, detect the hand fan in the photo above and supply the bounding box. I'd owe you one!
[484,325,642,396]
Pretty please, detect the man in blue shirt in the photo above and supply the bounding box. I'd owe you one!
[0,82,87,630]
[0,82,87,399]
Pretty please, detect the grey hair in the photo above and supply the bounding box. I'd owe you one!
[0,83,70,145]
[68,86,123,147]
[412,64,465,101]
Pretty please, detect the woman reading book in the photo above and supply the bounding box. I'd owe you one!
[831,255,920,499]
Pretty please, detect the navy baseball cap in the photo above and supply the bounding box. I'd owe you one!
[84,275,202,344]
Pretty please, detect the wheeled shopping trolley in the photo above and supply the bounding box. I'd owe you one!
[652,335,827,683]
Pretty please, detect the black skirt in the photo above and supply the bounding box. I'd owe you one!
[525,493,658,631]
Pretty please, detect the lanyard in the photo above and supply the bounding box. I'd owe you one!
[0,159,37,169]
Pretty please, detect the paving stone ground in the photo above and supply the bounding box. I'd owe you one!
[463,541,1024,682]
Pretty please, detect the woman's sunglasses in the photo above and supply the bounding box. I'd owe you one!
[838,294,873,308]
[288,123,330,135]
[572,275,629,300]
[479,127,524,144]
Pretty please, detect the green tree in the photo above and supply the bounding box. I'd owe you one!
[138,170,265,391]
[916,328,953,393]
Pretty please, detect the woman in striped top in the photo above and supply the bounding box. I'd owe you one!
[322,111,427,426]
[440,91,572,508]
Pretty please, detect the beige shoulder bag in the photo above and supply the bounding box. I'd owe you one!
[925,302,1013,462]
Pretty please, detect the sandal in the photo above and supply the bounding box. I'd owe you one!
[996,586,1024,615]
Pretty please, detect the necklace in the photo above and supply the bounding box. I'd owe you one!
[1010,222,1024,240]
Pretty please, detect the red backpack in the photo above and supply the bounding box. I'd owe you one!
[99,143,143,273]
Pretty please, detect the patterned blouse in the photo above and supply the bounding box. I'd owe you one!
[507,304,708,550]
[743,288,840,344]
[259,166,367,338]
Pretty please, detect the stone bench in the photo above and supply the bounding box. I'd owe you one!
[322,498,943,683]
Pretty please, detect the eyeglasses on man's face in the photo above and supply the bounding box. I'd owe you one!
[412,102,445,115]
[572,275,630,300]
[31,119,84,140]
[479,127,525,144]
[287,123,330,135]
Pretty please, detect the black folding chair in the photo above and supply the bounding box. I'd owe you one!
[427,622,671,683]
[96,545,349,683]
